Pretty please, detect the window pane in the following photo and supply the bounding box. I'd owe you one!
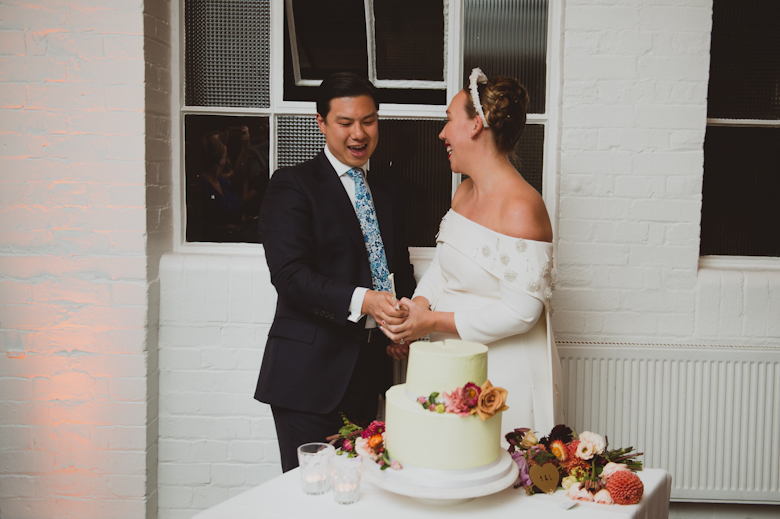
[283,2,446,105]
[464,0,548,114]
[707,0,780,120]
[370,120,453,247]
[184,115,269,243]
[513,123,544,194]
[276,116,325,168]
[701,126,780,257]
[185,0,270,108]
[374,0,445,81]
[288,0,368,80]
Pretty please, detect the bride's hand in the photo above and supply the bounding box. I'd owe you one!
[380,297,436,344]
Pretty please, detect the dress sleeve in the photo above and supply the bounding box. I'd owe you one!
[412,245,447,307]
[453,281,544,345]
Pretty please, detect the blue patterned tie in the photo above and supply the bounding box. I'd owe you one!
[348,168,392,292]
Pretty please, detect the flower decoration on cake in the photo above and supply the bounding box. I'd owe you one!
[328,415,400,470]
[505,424,643,504]
[417,380,508,421]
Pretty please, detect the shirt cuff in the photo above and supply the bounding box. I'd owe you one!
[348,287,369,323]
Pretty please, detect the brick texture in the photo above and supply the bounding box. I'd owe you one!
[0,1,171,518]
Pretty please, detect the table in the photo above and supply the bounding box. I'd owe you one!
[194,467,671,519]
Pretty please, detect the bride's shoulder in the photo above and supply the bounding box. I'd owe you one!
[451,178,474,210]
[500,188,552,243]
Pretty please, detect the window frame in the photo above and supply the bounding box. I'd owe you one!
[287,0,449,90]
[700,117,780,268]
[171,0,561,259]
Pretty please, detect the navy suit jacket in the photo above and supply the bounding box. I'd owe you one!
[255,152,416,413]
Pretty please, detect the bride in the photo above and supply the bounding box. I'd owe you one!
[382,69,564,436]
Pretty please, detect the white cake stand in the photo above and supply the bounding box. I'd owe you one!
[365,450,519,506]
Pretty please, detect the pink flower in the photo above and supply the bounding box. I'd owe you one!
[462,382,481,407]
[601,462,631,482]
[390,461,402,470]
[443,387,472,416]
[342,439,353,452]
[568,484,595,502]
[361,420,385,439]
[428,404,436,412]
[594,489,614,505]
[417,396,427,404]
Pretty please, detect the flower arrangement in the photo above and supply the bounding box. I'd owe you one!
[506,424,644,505]
[417,379,508,420]
[327,415,401,470]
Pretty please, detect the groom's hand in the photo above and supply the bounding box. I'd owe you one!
[386,342,409,360]
[362,290,408,326]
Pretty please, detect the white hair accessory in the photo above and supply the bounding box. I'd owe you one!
[468,67,489,128]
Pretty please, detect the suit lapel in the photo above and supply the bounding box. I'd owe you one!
[314,153,366,250]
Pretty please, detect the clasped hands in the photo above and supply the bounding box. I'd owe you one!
[362,291,435,361]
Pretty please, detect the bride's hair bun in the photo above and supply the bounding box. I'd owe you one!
[466,75,529,152]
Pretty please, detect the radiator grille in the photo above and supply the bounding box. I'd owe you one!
[558,345,780,502]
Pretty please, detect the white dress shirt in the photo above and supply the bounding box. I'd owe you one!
[322,147,375,326]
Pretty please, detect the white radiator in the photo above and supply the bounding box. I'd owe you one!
[557,343,780,504]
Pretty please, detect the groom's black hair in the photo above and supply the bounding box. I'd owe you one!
[316,72,379,120]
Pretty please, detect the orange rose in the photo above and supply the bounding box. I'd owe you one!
[368,434,383,449]
[475,379,508,421]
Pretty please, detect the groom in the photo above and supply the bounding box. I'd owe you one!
[255,72,416,472]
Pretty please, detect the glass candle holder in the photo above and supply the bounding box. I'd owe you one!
[331,454,363,504]
[297,442,335,495]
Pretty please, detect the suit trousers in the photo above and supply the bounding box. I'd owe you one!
[271,336,388,472]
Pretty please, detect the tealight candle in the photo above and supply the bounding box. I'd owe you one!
[331,456,362,504]
[297,443,334,495]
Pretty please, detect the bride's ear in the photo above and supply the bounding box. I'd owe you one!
[471,117,485,139]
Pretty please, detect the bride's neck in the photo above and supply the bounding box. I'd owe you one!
[463,153,515,194]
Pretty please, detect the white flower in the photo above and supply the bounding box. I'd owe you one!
[601,462,631,482]
[566,482,594,502]
[565,482,581,498]
[576,431,605,460]
[561,475,579,490]
[354,437,372,459]
[593,489,614,505]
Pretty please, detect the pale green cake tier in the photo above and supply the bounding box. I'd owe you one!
[405,339,488,398]
[385,384,502,470]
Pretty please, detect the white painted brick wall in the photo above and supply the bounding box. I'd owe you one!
[157,254,281,519]
[0,1,165,518]
[5,0,775,518]
[154,2,778,517]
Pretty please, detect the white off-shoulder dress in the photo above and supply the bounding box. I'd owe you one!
[413,209,564,436]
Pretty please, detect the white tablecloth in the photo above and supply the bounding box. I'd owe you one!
[194,467,671,519]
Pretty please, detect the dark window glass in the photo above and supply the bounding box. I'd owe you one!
[700,127,780,257]
[287,0,368,80]
[707,0,780,120]
[283,1,446,105]
[374,0,445,81]
[464,0,548,114]
[513,124,545,194]
[371,120,453,247]
[184,115,270,243]
[185,0,270,108]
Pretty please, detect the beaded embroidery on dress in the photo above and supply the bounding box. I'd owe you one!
[437,209,556,313]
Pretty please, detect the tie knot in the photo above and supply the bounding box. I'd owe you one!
[347,168,363,180]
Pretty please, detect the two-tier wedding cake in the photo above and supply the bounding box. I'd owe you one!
[384,339,504,471]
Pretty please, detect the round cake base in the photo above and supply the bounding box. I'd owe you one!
[365,450,519,506]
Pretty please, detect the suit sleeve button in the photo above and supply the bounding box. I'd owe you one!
[314,309,320,315]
